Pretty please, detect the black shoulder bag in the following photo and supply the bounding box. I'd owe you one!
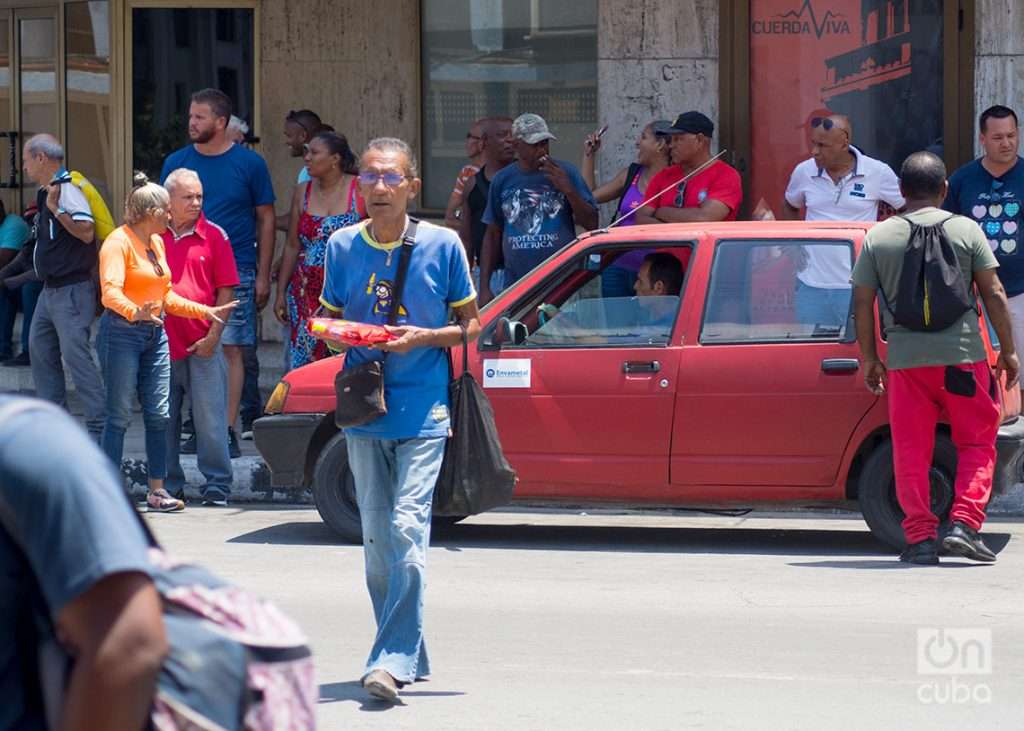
[334,219,418,428]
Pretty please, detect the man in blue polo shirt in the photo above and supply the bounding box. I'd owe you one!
[161,89,275,455]
[319,137,479,705]
[945,104,1024,350]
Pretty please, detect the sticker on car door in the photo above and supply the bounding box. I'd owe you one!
[483,359,531,388]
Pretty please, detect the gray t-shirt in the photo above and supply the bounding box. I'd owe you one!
[0,397,153,729]
[851,207,999,370]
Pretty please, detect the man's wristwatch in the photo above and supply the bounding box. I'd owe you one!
[56,207,67,217]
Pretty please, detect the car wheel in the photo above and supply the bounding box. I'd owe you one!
[312,432,362,543]
[858,436,957,550]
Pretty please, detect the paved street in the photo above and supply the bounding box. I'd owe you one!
[149,507,1024,730]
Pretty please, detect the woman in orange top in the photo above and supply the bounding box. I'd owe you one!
[97,176,237,512]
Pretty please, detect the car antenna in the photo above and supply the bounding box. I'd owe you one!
[591,149,729,235]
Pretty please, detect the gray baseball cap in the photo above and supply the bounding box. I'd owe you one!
[512,113,557,144]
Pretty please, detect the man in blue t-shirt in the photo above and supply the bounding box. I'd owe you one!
[319,137,480,705]
[944,104,1024,348]
[161,88,275,454]
[479,113,597,304]
[0,397,167,729]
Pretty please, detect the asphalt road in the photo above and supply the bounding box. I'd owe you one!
[148,507,1024,730]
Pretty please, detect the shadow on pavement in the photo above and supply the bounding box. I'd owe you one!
[227,521,339,546]
[226,519,1013,558]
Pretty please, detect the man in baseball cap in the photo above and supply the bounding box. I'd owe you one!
[637,110,742,224]
[478,113,597,304]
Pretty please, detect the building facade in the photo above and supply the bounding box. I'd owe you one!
[0,0,1018,272]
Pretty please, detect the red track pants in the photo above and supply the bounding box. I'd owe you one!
[887,361,1000,544]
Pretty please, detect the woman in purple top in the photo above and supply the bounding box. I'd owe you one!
[581,120,672,297]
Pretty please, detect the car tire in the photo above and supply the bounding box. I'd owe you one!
[312,432,362,544]
[858,436,957,550]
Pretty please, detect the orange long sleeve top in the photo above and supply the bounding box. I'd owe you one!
[99,225,209,322]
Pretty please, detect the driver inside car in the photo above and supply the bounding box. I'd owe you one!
[632,252,683,330]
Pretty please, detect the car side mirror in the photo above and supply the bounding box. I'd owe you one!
[497,316,528,346]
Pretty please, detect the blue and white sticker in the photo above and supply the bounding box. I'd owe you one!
[483,359,531,388]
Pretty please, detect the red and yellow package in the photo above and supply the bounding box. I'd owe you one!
[307,318,397,346]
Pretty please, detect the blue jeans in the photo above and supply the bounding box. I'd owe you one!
[96,311,170,479]
[28,280,105,439]
[222,267,256,347]
[166,347,232,498]
[346,435,447,683]
[794,280,851,330]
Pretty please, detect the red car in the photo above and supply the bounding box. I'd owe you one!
[254,222,1024,547]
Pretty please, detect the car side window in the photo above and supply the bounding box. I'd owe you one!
[485,244,692,349]
[701,239,854,343]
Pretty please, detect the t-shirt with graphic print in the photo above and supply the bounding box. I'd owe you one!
[482,160,596,286]
[319,218,475,440]
[944,156,1024,296]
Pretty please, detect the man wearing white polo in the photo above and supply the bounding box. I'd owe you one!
[783,115,904,328]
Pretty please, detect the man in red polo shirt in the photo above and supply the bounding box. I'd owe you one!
[162,167,240,506]
[635,111,743,224]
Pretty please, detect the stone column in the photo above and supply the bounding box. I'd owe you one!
[596,0,720,186]
[975,0,1024,154]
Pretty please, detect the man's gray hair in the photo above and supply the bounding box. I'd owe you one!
[362,137,418,178]
[25,134,64,161]
[164,167,202,195]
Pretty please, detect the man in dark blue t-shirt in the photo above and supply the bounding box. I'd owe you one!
[161,89,275,455]
[0,397,167,729]
[479,113,597,304]
[944,104,1024,348]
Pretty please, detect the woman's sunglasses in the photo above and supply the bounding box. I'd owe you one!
[145,246,164,277]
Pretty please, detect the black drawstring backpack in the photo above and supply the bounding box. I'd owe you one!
[881,214,975,332]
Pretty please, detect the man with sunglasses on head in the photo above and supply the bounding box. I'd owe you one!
[478,113,597,305]
[944,105,1024,351]
[782,114,904,328]
[634,111,742,226]
[443,119,486,232]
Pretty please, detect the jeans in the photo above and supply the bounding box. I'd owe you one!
[889,362,1000,543]
[166,347,232,498]
[794,280,851,330]
[96,311,171,480]
[222,267,257,347]
[346,435,447,683]
[28,280,105,439]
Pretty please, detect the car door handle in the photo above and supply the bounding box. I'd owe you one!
[623,360,661,374]
[821,358,859,374]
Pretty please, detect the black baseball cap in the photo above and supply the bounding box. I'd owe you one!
[661,111,715,137]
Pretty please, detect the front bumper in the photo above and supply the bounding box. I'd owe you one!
[253,413,325,488]
[994,415,1024,495]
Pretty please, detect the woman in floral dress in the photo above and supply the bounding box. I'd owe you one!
[275,131,364,369]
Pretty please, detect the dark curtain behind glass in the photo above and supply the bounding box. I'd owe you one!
[131,8,254,180]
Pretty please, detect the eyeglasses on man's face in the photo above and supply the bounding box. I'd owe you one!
[357,171,410,188]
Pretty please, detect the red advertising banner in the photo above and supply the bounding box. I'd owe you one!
[749,0,943,216]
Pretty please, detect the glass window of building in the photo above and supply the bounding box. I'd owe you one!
[420,0,597,209]
[131,8,254,180]
[66,1,112,204]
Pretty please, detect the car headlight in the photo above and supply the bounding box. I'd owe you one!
[264,381,290,415]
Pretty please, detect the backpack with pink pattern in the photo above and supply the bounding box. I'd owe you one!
[0,399,318,731]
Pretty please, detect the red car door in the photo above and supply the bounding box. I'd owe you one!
[671,233,879,489]
[472,243,691,498]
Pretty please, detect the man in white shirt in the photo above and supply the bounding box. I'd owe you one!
[783,115,904,328]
